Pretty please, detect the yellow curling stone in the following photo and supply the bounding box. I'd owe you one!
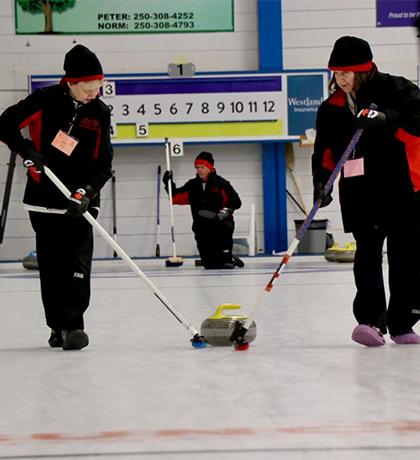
[200,304,257,346]
[324,242,356,263]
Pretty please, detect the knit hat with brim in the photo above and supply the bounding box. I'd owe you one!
[63,44,104,83]
[328,36,373,72]
[194,151,215,171]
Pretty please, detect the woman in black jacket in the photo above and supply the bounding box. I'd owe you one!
[312,36,420,346]
[0,45,113,350]
[163,151,242,269]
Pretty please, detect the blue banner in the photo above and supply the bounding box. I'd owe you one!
[31,76,282,95]
[287,74,324,136]
[376,0,420,27]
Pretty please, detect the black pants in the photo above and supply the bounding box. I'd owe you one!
[29,210,97,332]
[353,224,420,336]
[193,217,234,269]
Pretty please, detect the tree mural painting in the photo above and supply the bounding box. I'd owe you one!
[16,0,76,33]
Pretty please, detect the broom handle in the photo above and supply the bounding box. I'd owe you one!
[156,165,161,257]
[236,122,369,338]
[0,151,17,244]
[43,165,199,336]
[165,138,178,258]
[111,170,117,258]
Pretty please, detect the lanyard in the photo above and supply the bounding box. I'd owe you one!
[68,100,83,135]
[346,93,358,159]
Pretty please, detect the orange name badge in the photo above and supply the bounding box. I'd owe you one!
[51,130,79,156]
[343,158,364,178]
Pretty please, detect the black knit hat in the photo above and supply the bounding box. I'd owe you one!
[63,44,104,82]
[194,151,214,171]
[328,36,373,72]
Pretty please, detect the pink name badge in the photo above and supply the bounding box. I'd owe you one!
[343,158,364,178]
[51,130,79,156]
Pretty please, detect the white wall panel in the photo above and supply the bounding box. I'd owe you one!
[282,0,371,11]
[283,9,375,30]
[1,0,418,260]
[282,0,420,248]
[0,0,261,261]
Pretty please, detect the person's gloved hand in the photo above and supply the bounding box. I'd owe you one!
[313,182,333,208]
[356,108,386,129]
[216,207,233,220]
[67,185,97,218]
[162,170,173,187]
[21,139,44,175]
[23,158,43,184]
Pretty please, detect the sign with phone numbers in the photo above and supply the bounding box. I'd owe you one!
[15,0,234,34]
[30,71,329,144]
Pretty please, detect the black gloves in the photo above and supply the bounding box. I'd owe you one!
[20,139,44,172]
[23,158,43,184]
[313,182,333,208]
[162,170,173,187]
[356,108,386,129]
[67,185,97,218]
[216,207,233,220]
[20,140,44,184]
[163,170,176,193]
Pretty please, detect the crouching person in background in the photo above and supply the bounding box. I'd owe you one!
[163,151,243,269]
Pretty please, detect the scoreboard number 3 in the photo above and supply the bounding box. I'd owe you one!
[102,81,116,98]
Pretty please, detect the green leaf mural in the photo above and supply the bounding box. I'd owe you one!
[16,0,76,33]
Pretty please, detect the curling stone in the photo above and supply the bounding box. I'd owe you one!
[335,242,356,263]
[324,243,340,262]
[324,242,356,263]
[200,304,257,346]
[22,250,38,270]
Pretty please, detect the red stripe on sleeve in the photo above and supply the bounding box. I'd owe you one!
[322,148,335,172]
[19,110,42,151]
[396,128,420,192]
[172,191,190,205]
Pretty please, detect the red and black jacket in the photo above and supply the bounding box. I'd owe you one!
[169,171,242,221]
[312,69,420,233]
[0,84,113,209]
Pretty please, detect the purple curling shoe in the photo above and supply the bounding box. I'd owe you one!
[391,330,420,345]
[351,324,386,347]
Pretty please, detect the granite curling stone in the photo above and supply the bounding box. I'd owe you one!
[22,250,39,270]
[200,303,257,346]
[324,242,356,263]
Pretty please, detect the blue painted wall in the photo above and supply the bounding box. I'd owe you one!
[257,0,288,253]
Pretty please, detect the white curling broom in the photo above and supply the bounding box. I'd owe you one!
[164,138,184,267]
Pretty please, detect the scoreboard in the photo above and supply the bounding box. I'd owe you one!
[30,71,329,144]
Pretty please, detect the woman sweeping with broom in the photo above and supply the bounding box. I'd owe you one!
[312,36,420,347]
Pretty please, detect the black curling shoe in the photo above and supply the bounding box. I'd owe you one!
[222,262,235,269]
[233,256,245,268]
[62,329,89,350]
[48,330,63,348]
